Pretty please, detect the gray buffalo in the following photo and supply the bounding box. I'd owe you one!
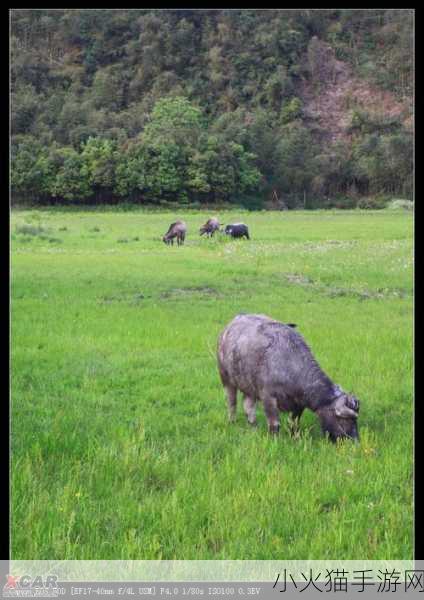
[217,313,360,442]
[199,217,220,238]
[225,223,250,239]
[163,221,187,246]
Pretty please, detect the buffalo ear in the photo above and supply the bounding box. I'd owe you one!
[347,395,360,412]
[334,396,359,419]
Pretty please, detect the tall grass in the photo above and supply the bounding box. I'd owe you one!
[11,209,413,559]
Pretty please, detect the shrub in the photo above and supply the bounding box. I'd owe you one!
[386,199,413,210]
[357,196,388,210]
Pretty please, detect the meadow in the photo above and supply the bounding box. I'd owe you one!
[11,207,413,560]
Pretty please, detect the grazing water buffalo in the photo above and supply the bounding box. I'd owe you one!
[199,217,220,238]
[225,223,250,239]
[163,221,187,246]
[217,313,360,442]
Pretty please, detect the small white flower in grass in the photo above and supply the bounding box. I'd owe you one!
[364,447,376,455]
[346,469,354,475]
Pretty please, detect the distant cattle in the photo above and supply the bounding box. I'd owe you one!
[225,223,250,239]
[163,221,187,246]
[199,217,220,238]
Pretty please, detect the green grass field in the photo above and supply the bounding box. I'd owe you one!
[11,208,413,560]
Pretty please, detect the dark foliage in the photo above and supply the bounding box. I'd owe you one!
[11,9,413,206]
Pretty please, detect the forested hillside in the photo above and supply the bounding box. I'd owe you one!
[11,9,414,208]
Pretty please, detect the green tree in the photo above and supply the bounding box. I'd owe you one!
[137,96,205,201]
[352,130,413,196]
[114,139,146,199]
[10,9,413,206]
[11,84,39,135]
[50,146,91,201]
[193,135,261,202]
[11,137,55,201]
[80,137,117,201]
[276,123,319,205]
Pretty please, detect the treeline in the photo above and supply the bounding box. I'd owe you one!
[11,97,261,205]
[11,9,413,207]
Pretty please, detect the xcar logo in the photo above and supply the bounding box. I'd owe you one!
[3,577,20,590]
[3,574,60,597]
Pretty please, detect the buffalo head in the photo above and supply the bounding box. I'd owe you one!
[317,388,360,442]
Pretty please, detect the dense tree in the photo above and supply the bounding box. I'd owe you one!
[50,146,91,201]
[11,137,54,201]
[10,9,413,206]
[80,137,117,201]
[114,97,261,203]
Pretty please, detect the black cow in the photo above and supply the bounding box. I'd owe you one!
[224,223,250,239]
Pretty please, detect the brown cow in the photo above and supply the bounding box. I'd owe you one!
[163,221,187,246]
[199,217,220,238]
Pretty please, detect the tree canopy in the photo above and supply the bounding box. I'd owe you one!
[11,9,413,206]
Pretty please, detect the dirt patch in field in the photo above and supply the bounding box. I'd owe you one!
[160,286,221,299]
[99,291,146,304]
[99,286,222,304]
[15,223,47,236]
[282,273,409,300]
[285,274,314,285]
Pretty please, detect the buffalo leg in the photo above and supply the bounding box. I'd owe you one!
[243,395,257,426]
[225,385,237,422]
[263,397,280,434]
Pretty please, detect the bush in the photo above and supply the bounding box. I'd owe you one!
[386,199,413,210]
[357,196,388,210]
